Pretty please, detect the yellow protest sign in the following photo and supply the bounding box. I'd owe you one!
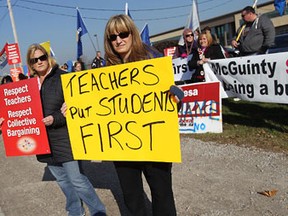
[61,56,181,162]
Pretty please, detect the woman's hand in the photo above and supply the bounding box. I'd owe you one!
[0,117,4,126]
[61,102,67,117]
[42,115,54,126]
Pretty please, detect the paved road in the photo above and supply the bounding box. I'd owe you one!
[1,135,288,215]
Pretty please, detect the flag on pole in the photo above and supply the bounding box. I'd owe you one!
[274,0,286,16]
[40,41,56,58]
[77,8,88,59]
[125,2,132,19]
[140,23,151,46]
[178,0,200,45]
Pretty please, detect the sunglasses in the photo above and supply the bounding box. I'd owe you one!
[109,32,130,41]
[185,34,194,38]
[30,55,48,64]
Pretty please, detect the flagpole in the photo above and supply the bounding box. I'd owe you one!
[7,0,22,68]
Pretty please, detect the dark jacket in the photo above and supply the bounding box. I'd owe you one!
[188,44,225,83]
[36,65,74,164]
[91,57,106,69]
[237,14,275,55]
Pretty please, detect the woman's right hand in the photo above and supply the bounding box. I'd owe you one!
[0,117,4,126]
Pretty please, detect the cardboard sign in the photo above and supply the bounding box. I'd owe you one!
[178,82,222,133]
[61,56,181,162]
[0,78,50,156]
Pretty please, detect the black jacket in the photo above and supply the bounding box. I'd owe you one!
[36,65,74,164]
[188,44,225,83]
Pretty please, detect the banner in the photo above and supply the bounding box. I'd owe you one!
[178,82,222,133]
[173,55,195,82]
[0,78,50,156]
[5,43,21,65]
[205,52,288,104]
[61,57,181,162]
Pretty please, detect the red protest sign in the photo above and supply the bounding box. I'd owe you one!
[0,78,50,156]
[10,67,22,82]
[5,43,22,65]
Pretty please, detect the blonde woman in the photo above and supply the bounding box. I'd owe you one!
[26,44,106,216]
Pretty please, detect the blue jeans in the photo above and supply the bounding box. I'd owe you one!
[48,161,106,216]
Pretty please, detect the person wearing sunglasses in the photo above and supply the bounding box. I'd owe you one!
[26,44,106,216]
[104,14,179,216]
[231,6,275,56]
[176,28,198,59]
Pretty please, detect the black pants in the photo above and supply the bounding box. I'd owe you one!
[114,161,176,216]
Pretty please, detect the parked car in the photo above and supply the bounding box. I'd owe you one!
[267,33,288,53]
[224,33,288,57]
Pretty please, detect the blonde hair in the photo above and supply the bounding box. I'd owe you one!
[104,14,152,65]
[198,31,213,47]
[26,44,56,76]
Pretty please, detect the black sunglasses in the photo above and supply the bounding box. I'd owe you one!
[30,55,48,64]
[109,32,130,41]
[185,34,194,38]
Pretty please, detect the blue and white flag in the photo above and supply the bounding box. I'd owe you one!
[77,8,88,59]
[274,0,286,16]
[125,2,132,19]
[140,23,151,46]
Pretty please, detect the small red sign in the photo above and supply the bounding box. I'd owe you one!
[0,78,50,156]
[5,43,22,65]
[10,67,22,82]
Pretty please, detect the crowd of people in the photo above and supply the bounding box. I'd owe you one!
[0,5,276,216]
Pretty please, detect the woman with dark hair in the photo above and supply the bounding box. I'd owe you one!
[1,75,13,84]
[104,14,178,216]
[26,43,106,216]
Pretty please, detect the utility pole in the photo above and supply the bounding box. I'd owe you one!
[7,0,22,68]
[94,34,100,51]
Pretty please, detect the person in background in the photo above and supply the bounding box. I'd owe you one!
[176,28,197,58]
[18,73,28,80]
[104,14,178,216]
[26,44,106,216]
[60,63,68,71]
[1,75,13,84]
[77,57,86,70]
[231,6,275,56]
[73,61,83,72]
[91,51,106,69]
[188,31,225,83]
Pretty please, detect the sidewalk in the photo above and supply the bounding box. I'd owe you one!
[1,135,288,215]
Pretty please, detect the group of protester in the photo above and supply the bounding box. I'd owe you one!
[0,5,276,216]
[175,6,275,84]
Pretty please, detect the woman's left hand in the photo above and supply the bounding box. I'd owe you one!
[42,115,54,126]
